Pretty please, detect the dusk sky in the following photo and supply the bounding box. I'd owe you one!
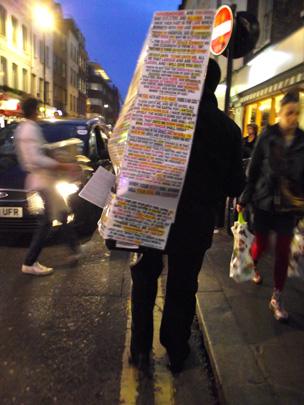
[60,0,182,100]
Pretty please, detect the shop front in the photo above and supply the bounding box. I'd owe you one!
[241,65,304,135]
[219,26,304,137]
[0,94,22,128]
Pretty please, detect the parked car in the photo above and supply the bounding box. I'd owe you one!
[0,117,111,235]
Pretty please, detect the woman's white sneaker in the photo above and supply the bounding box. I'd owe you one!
[21,262,54,276]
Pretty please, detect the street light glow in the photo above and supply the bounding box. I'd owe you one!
[32,4,55,31]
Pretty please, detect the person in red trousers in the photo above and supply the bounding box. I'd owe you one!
[237,90,303,321]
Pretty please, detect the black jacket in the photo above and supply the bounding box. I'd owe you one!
[166,90,245,252]
[240,124,304,212]
[242,137,257,159]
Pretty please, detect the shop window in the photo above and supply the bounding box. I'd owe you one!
[249,105,257,123]
[244,91,304,135]
[274,94,284,123]
[0,5,6,36]
[258,99,272,131]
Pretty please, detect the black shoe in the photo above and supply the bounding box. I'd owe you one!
[128,351,150,370]
[167,345,190,374]
[167,359,185,374]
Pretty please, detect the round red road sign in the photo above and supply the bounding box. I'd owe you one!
[210,5,234,56]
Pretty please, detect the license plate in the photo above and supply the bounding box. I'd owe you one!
[0,207,23,218]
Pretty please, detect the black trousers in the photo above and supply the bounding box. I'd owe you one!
[130,247,206,361]
[24,190,79,266]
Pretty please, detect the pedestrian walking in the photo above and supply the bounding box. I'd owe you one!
[242,123,258,159]
[15,98,81,276]
[129,59,245,373]
[237,90,303,321]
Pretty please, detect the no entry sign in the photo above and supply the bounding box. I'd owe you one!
[210,5,234,56]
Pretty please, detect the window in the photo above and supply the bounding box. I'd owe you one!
[31,74,36,96]
[12,63,18,89]
[22,25,28,51]
[0,5,6,36]
[70,94,73,111]
[22,68,28,93]
[33,34,37,57]
[70,45,78,62]
[89,83,102,91]
[39,78,43,99]
[45,82,49,103]
[255,0,273,50]
[39,40,44,63]
[45,46,49,67]
[0,56,8,86]
[11,16,18,46]
[62,62,66,78]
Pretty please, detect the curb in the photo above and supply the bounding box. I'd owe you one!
[196,255,275,405]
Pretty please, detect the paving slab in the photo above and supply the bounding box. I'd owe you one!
[196,231,304,405]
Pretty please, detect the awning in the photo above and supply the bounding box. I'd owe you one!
[235,64,304,105]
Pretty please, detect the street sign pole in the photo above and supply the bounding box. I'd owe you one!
[224,4,237,115]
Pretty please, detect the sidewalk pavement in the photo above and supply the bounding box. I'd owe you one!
[196,230,304,405]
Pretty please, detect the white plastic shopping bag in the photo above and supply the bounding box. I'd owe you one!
[229,212,255,283]
[288,222,304,280]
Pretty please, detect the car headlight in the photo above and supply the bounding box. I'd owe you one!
[27,192,45,214]
[55,181,79,202]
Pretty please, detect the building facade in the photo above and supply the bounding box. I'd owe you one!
[64,18,88,118]
[53,3,67,115]
[0,0,56,125]
[77,30,88,118]
[87,62,121,126]
[0,0,119,125]
[65,18,79,117]
[179,0,304,133]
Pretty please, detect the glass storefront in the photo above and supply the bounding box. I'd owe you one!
[243,90,304,136]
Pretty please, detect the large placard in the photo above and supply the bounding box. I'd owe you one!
[100,9,215,249]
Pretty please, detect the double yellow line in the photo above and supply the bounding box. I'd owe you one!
[119,279,175,404]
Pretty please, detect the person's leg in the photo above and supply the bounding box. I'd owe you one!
[251,232,269,262]
[269,213,295,321]
[23,191,52,266]
[274,233,293,292]
[59,210,80,254]
[269,233,292,321]
[160,247,206,371]
[251,232,269,284]
[215,197,226,229]
[130,251,163,358]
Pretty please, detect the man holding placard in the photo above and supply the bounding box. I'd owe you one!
[130,58,245,373]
